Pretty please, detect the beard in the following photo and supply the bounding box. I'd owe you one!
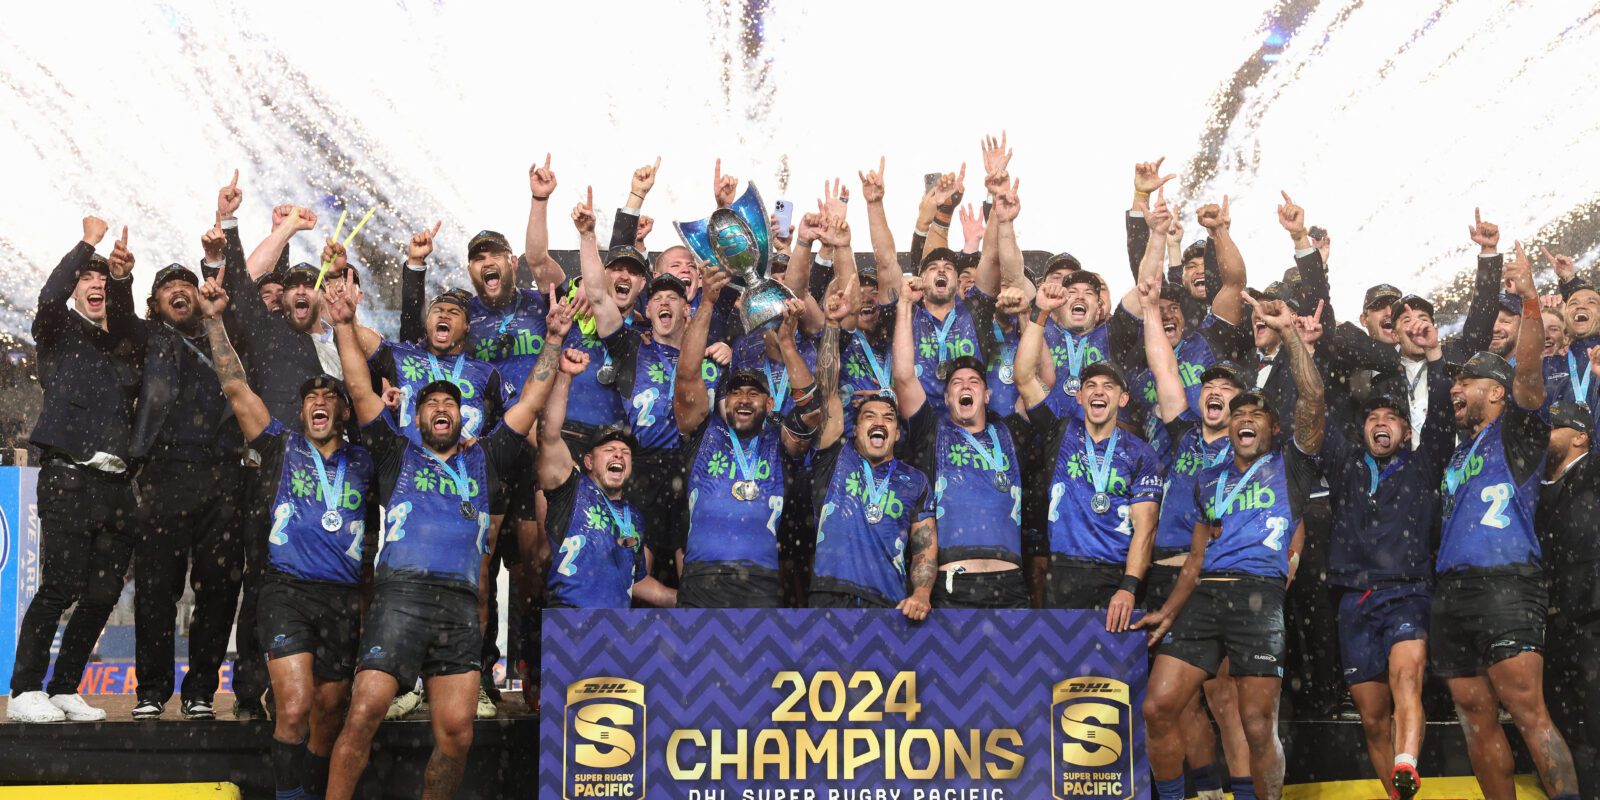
[422,420,462,451]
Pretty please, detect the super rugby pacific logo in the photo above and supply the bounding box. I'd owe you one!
[1051,677,1134,800]
[565,677,646,800]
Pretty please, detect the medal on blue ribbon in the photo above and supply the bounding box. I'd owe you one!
[957,424,1010,493]
[305,438,348,532]
[859,450,897,524]
[1442,426,1490,519]
[599,491,639,550]
[853,331,892,392]
[426,451,478,520]
[1083,426,1120,514]
[1213,454,1273,519]
[1062,330,1088,396]
[427,351,468,390]
[725,427,761,501]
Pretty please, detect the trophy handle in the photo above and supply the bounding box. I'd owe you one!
[728,182,771,279]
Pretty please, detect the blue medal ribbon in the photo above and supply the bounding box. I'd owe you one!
[853,331,891,390]
[304,437,347,523]
[1568,350,1593,403]
[930,306,959,364]
[858,450,897,516]
[763,360,790,404]
[426,351,468,388]
[1213,453,1272,518]
[425,450,475,514]
[725,427,760,484]
[1363,452,1410,495]
[495,291,523,337]
[1062,330,1088,379]
[597,487,638,548]
[1444,426,1491,500]
[1083,427,1121,496]
[957,424,1007,476]
[1203,438,1233,469]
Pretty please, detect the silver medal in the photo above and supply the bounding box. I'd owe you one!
[993,472,1011,493]
[999,362,1014,385]
[732,480,759,501]
[1091,491,1111,514]
[1064,376,1082,396]
[865,504,884,524]
[459,500,477,520]
[321,510,342,532]
[596,362,617,386]
[936,362,951,381]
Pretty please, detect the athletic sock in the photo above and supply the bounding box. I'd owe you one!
[1191,764,1223,799]
[272,737,307,799]
[1393,752,1417,770]
[1155,776,1187,800]
[1230,776,1257,800]
[304,743,331,800]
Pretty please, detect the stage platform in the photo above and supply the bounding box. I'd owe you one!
[0,695,1540,799]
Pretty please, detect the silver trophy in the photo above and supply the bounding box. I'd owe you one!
[675,182,796,334]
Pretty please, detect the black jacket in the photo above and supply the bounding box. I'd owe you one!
[218,223,326,423]
[128,319,236,463]
[30,242,142,462]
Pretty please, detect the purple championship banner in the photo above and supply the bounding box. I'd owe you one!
[540,609,1149,800]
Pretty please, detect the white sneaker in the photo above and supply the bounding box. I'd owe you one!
[7,691,66,723]
[385,689,423,720]
[475,688,497,720]
[48,693,107,722]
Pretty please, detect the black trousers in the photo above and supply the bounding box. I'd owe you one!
[231,481,271,705]
[133,458,245,703]
[1547,601,1600,797]
[1284,495,1344,718]
[10,462,136,696]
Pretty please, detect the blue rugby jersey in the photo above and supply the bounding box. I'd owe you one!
[1195,445,1319,578]
[251,419,375,585]
[809,441,936,605]
[838,316,895,440]
[1110,306,1252,455]
[904,405,1026,564]
[544,468,647,608]
[1436,403,1549,572]
[1154,412,1232,558]
[680,413,788,572]
[602,328,723,452]
[1042,319,1111,420]
[908,289,996,414]
[466,288,550,391]
[1321,359,1454,587]
[362,417,525,590]
[731,329,819,417]
[368,341,509,445]
[1028,403,1163,564]
[1541,333,1600,429]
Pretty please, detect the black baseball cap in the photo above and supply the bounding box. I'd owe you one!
[282,262,321,288]
[942,356,988,384]
[415,379,462,409]
[1081,361,1128,391]
[151,263,199,292]
[1363,284,1403,310]
[79,254,111,277]
[428,288,473,311]
[1562,278,1599,302]
[771,251,791,274]
[856,265,880,286]
[298,374,349,404]
[1400,294,1434,318]
[919,247,960,271]
[255,271,285,290]
[1447,351,1515,389]
[468,230,513,259]
[1042,252,1082,278]
[1062,269,1104,293]
[723,368,771,396]
[1158,281,1186,303]
[1229,390,1278,419]
[1199,361,1253,391]
[1550,402,1594,434]
[647,274,688,300]
[1497,293,1524,316]
[605,244,651,277]
[1248,282,1300,313]
[588,425,640,454]
[1360,393,1410,421]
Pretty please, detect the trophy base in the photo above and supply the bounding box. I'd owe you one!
[741,278,797,334]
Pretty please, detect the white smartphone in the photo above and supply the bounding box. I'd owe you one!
[773,199,794,240]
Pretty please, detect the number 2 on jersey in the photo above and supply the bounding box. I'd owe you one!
[1263,516,1288,551]
[1479,482,1513,528]
[557,535,585,576]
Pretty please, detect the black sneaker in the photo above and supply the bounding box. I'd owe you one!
[233,700,266,722]
[131,699,164,720]
[181,698,214,720]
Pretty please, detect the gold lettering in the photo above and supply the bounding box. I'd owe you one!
[795,728,837,780]
[842,729,879,779]
[985,729,1025,779]
[666,730,704,780]
[709,729,748,780]
[944,728,981,779]
[899,728,940,780]
[751,729,791,781]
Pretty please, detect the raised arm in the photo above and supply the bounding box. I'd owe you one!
[1139,276,1188,423]
[34,219,107,346]
[197,277,271,440]
[674,267,732,436]
[925,165,964,254]
[571,187,623,338]
[1016,282,1067,409]
[1250,294,1325,454]
[1120,196,1171,316]
[502,289,577,441]
[522,153,567,287]
[815,289,851,451]
[860,158,903,302]
[537,356,584,491]
[1460,208,1504,353]
[1199,196,1245,325]
[890,278,928,418]
[399,221,442,346]
[323,283,386,426]
[771,305,823,457]
[246,205,316,281]
[1504,241,1545,410]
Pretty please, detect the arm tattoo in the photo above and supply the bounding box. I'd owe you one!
[1284,330,1325,452]
[907,518,937,590]
[814,325,841,430]
[204,318,247,388]
[531,339,562,383]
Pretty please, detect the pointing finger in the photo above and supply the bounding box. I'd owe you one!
[543,152,551,170]
[1540,244,1557,263]
[1474,207,1482,227]
[430,220,442,238]
[119,226,128,245]
[1153,156,1165,172]
[1281,190,1293,205]
[714,158,722,183]
[586,185,593,210]
[229,169,239,189]
[653,155,661,173]
[878,155,885,176]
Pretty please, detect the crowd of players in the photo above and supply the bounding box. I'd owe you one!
[4,140,1597,800]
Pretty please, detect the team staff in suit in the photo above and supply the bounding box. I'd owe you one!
[7,218,141,724]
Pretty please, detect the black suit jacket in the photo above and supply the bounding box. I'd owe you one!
[30,242,142,462]
[127,319,236,462]
[218,223,325,423]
